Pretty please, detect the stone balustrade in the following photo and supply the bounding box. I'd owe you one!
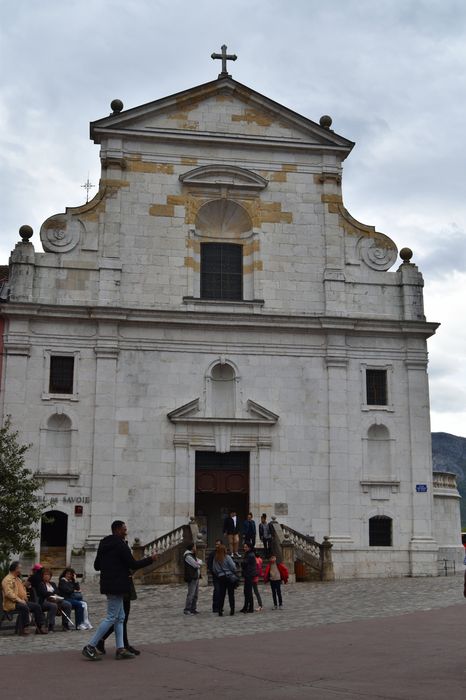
[432,471,458,490]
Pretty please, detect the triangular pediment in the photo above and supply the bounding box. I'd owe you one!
[91,77,354,155]
[167,397,279,424]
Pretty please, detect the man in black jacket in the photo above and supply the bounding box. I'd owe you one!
[240,543,256,613]
[82,520,156,661]
[223,510,240,557]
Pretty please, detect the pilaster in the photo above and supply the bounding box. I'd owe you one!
[326,340,353,544]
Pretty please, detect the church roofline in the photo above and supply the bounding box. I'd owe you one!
[90,76,355,156]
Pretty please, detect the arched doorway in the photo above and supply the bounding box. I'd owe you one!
[40,510,68,571]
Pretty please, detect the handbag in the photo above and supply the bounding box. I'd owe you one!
[219,562,241,589]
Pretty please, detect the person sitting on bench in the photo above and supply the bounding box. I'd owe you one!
[1,561,48,635]
[34,568,73,632]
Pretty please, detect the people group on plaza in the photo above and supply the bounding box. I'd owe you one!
[1,560,91,635]
[187,511,289,617]
[1,512,289,660]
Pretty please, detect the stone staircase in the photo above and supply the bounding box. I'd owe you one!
[131,516,334,585]
[269,518,334,582]
[131,517,207,585]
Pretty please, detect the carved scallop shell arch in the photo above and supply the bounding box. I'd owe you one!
[357,236,398,271]
[195,199,252,239]
[40,215,83,253]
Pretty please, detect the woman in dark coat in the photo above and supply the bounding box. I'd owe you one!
[58,567,86,627]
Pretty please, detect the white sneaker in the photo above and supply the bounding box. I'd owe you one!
[85,623,93,629]
[77,623,87,630]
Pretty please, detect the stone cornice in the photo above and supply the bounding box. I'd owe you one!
[2,302,440,337]
[91,126,351,156]
[1,302,440,338]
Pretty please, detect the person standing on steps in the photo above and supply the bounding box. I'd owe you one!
[82,520,156,661]
[242,512,256,548]
[240,543,256,613]
[183,543,203,615]
[259,513,273,558]
[207,539,223,613]
[223,509,240,557]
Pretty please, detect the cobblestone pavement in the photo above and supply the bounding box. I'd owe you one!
[1,573,464,656]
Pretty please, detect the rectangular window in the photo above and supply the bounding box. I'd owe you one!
[366,369,387,406]
[49,356,75,394]
[369,516,392,546]
[200,243,242,300]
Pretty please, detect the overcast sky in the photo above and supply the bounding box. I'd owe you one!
[1,0,465,437]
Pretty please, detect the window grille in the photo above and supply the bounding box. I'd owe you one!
[366,369,387,405]
[49,356,74,394]
[369,515,392,546]
[200,243,242,300]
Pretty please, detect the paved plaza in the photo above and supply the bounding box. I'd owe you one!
[1,574,465,699]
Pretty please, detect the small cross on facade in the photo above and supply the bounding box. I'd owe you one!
[211,44,237,78]
[81,176,95,203]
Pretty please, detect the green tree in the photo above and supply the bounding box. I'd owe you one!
[0,416,46,568]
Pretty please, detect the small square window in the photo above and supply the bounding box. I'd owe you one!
[49,356,75,394]
[366,369,387,406]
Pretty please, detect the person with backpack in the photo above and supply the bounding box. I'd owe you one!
[263,555,289,609]
[183,543,202,615]
[259,513,272,558]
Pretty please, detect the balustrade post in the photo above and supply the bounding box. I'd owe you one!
[281,533,296,583]
[320,536,335,582]
[132,538,144,561]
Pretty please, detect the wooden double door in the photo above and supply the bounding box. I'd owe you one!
[195,451,249,548]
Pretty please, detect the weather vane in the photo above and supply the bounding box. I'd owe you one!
[211,44,237,78]
[81,175,95,203]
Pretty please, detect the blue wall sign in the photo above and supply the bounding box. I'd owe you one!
[416,484,428,493]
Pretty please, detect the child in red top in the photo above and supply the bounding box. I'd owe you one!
[263,555,288,609]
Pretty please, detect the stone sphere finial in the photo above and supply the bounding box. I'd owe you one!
[19,225,33,241]
[319,115,332,130]
[399,247,413,263]
[110,99,124,114]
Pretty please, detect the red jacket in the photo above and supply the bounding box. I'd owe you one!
[263,562,288,584]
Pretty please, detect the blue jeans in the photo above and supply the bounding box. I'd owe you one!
[184,579,199,612]
[69,598,85,626]
[88,595,125,649]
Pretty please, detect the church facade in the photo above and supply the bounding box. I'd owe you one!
[1,64,461,578]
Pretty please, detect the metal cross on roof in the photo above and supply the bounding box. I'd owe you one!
[81,176,95,203]
[211,44,237,78]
